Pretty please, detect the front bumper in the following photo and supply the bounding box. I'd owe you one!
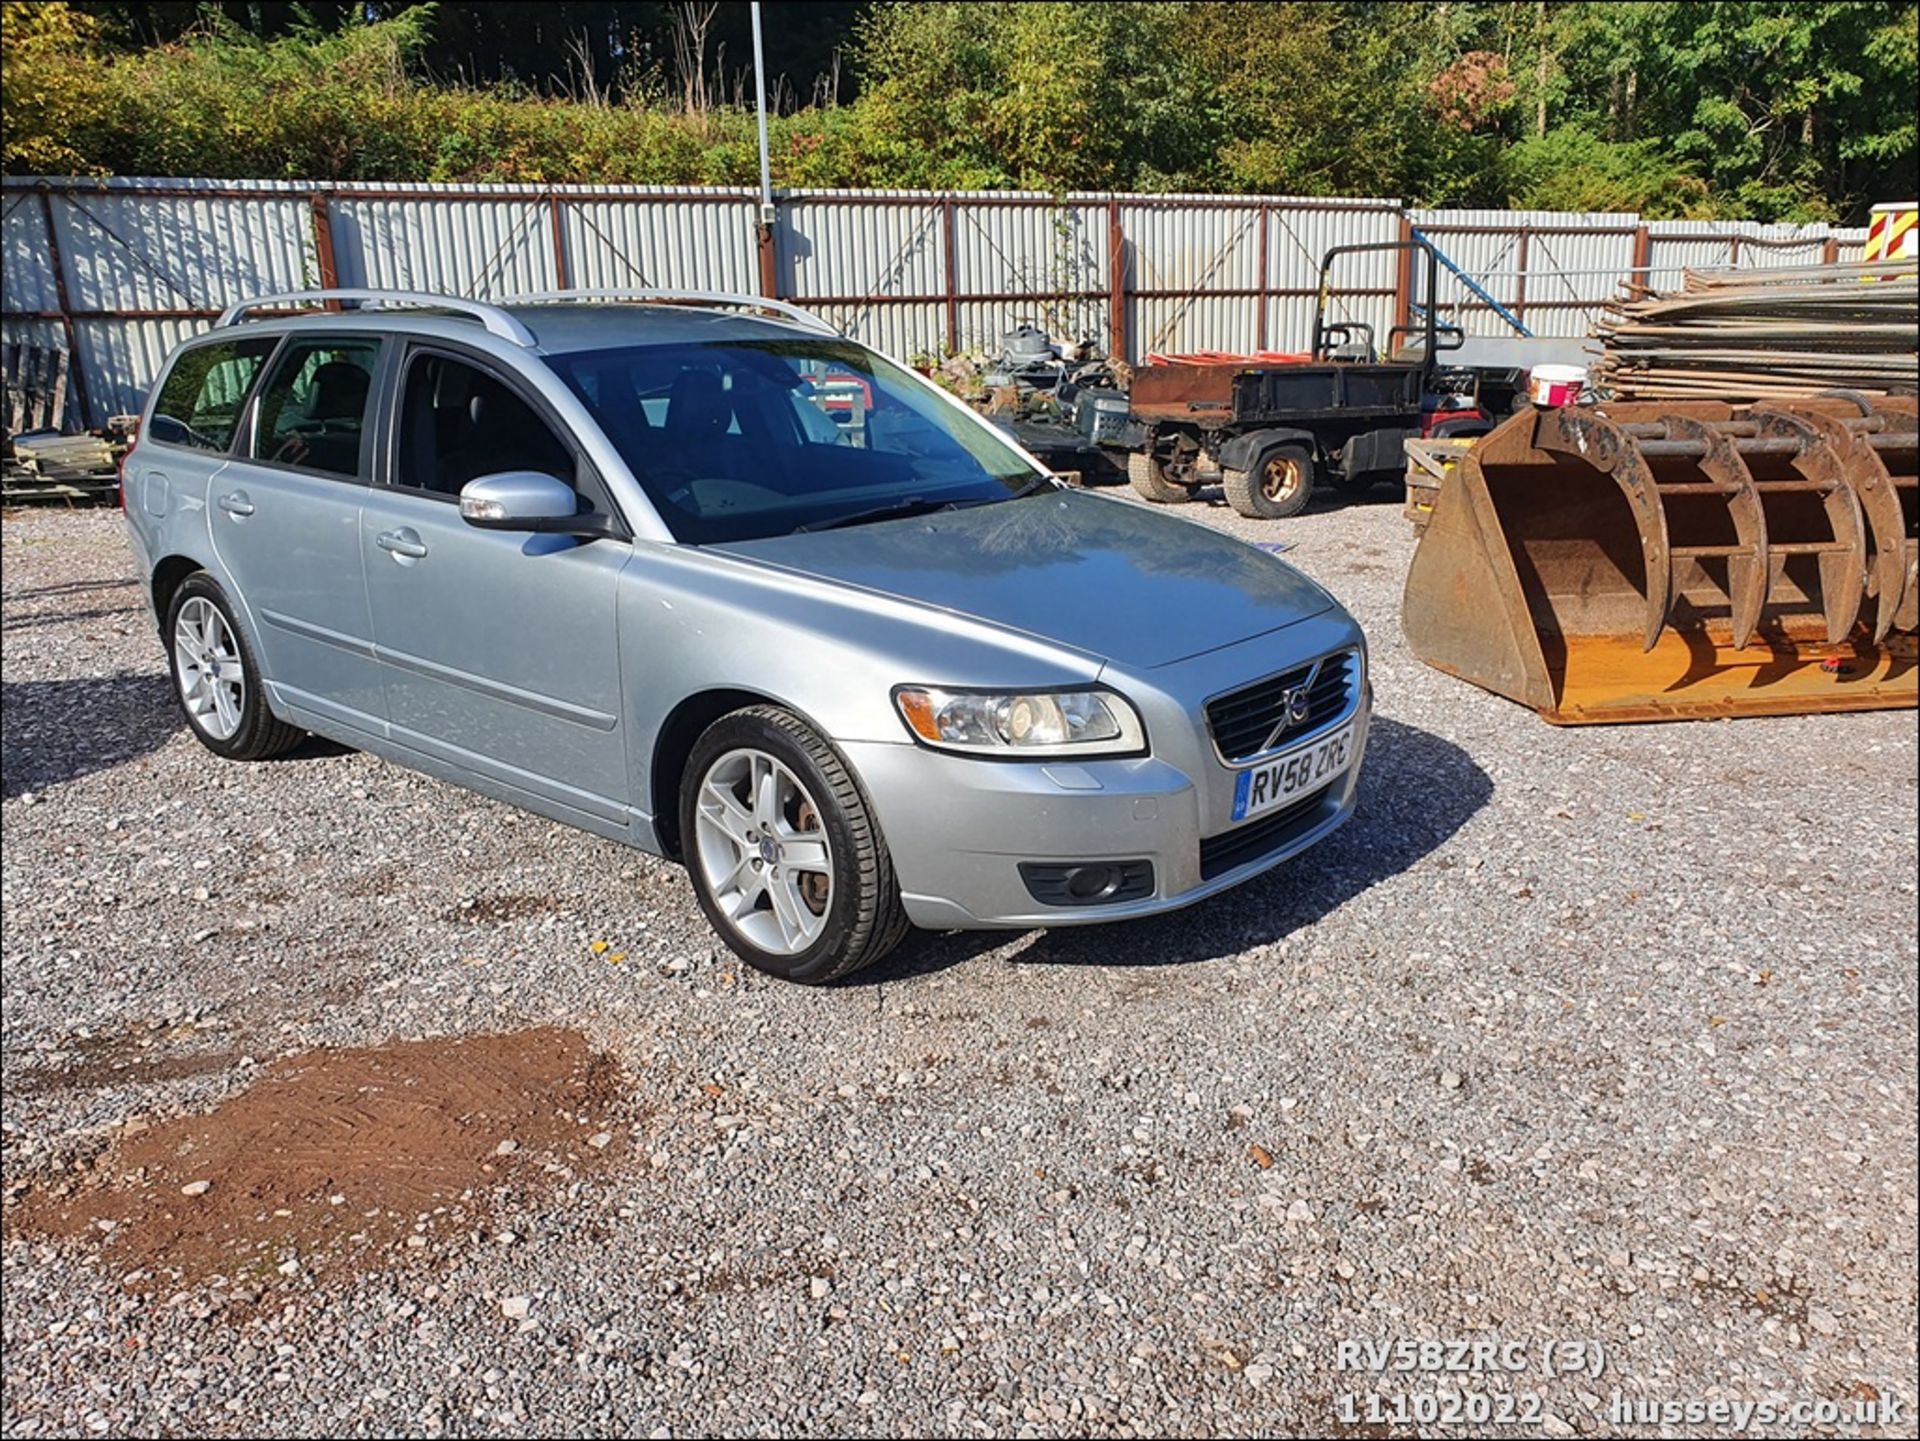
[846,618,1371,929]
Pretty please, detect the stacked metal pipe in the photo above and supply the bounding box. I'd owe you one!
[1589,258,1918,402]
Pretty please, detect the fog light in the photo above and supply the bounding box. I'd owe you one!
[1018,860,1154,907]
[1066,865,1118,901]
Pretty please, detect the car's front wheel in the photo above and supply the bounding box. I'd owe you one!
[680,705,911,984]
[165,573,304,761]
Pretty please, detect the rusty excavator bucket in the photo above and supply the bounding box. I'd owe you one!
[1403,395,1918,724]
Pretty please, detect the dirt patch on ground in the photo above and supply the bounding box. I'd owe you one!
[6,1027,625,1288]
[438,893,558,925]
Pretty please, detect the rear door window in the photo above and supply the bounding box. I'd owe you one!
[250,338,384,479]
[146,338,278,453]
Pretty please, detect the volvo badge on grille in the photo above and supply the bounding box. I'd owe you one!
[1262,685,1313,751]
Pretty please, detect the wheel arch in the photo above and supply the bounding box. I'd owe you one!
[649,686,818,858]
[1217,427,1317,473]
[150,553,206,635]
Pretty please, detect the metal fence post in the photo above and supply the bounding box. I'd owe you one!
[37,188,92,429]
[548,194,570,290]
[1514,227,1530,327]
[1254,206,1270,352]
[942,196,959,356]
[309,191,339,286]
[309,190,340,311]
[757,206,780,300]
[1393,211,1414,341]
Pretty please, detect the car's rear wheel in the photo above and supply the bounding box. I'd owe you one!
[166,574,304,761]
[1224,443,1315,519]
[681,705,910,984]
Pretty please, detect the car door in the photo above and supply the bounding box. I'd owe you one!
[209,333,391,735]
[358,344,631,829]
[129,333,279,576]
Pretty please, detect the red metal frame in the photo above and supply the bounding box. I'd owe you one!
[34,190,93,428]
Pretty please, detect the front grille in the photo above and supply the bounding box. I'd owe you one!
[1206,650,1358,764]
[1198,783,1334,881]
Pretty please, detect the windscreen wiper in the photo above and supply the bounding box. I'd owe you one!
[796,478,1054,533]
[1004,476,1056,498]
[797,496,962,532]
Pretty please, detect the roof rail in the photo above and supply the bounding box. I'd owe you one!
[215,289,537,347]
[509,288,841,336]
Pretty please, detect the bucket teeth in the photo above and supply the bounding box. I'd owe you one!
[1743,408,1867,643]
[1763,402,1911,642]
[1865,397,1918,634]
[1653,414,1767,650]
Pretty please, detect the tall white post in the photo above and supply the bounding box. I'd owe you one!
[751,3,774,226]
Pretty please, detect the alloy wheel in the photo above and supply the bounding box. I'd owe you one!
[173,596,245,740]
[692,747,834,956]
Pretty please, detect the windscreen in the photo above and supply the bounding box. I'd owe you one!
[546,338,1045,542]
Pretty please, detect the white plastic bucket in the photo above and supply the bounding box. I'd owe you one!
[1529,364,1587,407]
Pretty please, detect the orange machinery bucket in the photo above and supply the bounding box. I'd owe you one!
[1403,396,1917,723]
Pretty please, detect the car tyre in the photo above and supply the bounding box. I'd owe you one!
[1127,449,1192,504]
[1223,442,1315,519]
[681,705,911,985]
[165,572,305,761]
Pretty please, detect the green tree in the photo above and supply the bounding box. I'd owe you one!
[1658,1,1916,219]
[855,2,1226,190]
[1,1,115,174]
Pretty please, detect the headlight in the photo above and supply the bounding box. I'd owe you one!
[893,686,1146,757]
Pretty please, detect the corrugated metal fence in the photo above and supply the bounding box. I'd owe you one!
[0,176,1869,429]
[1411,208,1868,339]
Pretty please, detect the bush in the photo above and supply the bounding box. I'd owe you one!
[1504,128,1716,220]
[2,1,1910,222]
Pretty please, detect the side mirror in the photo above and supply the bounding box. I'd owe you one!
[459,472,588,533]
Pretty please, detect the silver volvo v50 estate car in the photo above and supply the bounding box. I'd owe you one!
[122,289,1371,983]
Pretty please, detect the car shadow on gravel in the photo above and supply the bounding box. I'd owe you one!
[1,673,181,798]
[0,576,146,627]
[865,715,1491,981]
[1,675,357,798]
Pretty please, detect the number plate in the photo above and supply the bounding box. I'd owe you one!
[1230,725,1355,823]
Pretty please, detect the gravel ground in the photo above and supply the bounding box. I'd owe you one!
[2,490,1915,1439]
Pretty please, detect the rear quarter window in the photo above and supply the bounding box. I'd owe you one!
[147,338,278,453]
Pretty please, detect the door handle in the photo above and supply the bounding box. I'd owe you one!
[376,528,429,560]
[216,490,254,517]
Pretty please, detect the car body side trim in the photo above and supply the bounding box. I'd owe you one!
[260,605,618,731]
[373,645,619,732]
[276,701,637,838]
[384,719,627,822]
[260,606,377,658]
